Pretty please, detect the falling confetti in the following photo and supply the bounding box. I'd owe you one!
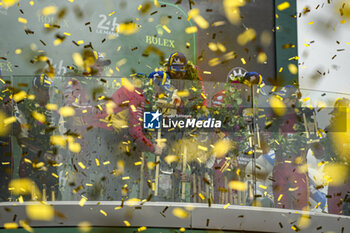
[26,204,54,221]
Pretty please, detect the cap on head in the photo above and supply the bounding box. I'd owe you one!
[95,52,111,66]
[33,74,53,89]
[148,71,173,93]
[275,85,301,99]
[243,72,264,85]
[168,52,187,73]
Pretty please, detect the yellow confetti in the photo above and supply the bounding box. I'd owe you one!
[50,135,66,148]
[118,22,138,35]
[29,1,34,6]
[100,210,107,216]
[198,145,208,151]
[79,197,87,206]
[323,163,349,186]
[189,8,209,29]
[78,162,86,169]
[42,6,57,16]
[51,173,59,178]
[122,176,130,180]
[59,106,75,117]
[208,57,220,66]
[288,63,298,74]
[64,32,71,36]
[46,103,58,110]
[180,227,186,232]
[69,142,81,153]
[15,49,22,54]
[4,223,18,229]
[1,0,19,8]
[162,25,171,33]
[72,53,84,68]
[78,221,91,233]
[277,2,290,11]
[18,17,28,24]
[185,26,198,34]
[26,204,54,221]
[259,185,267,190]
[223,203,230,209]
[228,181,247,191]
[13,91,26,102]
[172,208,189,219]
[241,58,246,64]
[308,21,314,25]
[269,95,287,116]
[257,52,267,64]
[223,0,244,25]
[19,220,33,233]
[341,19,346,24]
[124,220,131,227]
[213,140,232,158]
[134,161,142,166]
[138,4,142,11]
[237,28,256,45]
[154,0,160,7]
[138,226,147,232]
[32,111,46,123]
[198,193,205,200]
[277,194,283,201]
[121,77,135,92]
[109,11,115,16]
[279,67,283,72]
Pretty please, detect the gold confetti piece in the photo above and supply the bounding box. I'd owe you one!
[162,25,171,33]
[118,22,138,35]
[134,161,142,166]
[180,227,186,232]
[288,187,299,191]
[138,226,147,232]
[257,52,267,63]
[78,162,86,169]
[69,142,81,153]
[208,42,218,51]
[13,91,26,102]
[109,11,115,16]
[46,103,58,110]
[213,140,232,158]
[164,155,178,164]
[124,220,131,227]
[29,1,34,6]
[277,2,290,11]
[269,96,286,116]
[177,90,190,97]
[64,32,71,36]
[185,26,198,34]
[241,58,246,64]
[237,28,256,45]
[277,194,283,201]
[95,158,100,166]
[198,193,205,200]
[59,106,75,117]
[341,19,346,24]
[217,42,226,52]
[154,0,160,7]
[203,71,211,74]
[228,181,247,191]
[288,63,298,74]
[138,4,142,10]
[2,0,19,8]
[212,21,225,27]
[79,197,87,206]
[3,115,16,127]
[26,204,54,221]
[223,203,230,209]
[42,6,57,16]
[208,57,220,66]
[259,185,267,190]
[19,220,33,233]
[15,49,22,54]
[121,77,135,92]
[198,145,208,151]
[18,17,28,24]
[53,38,63,46]
[308,21,314,25]
[100,210,107,216]
[72,53,84,68]
[122,176,130,180]
[223,0,244,25]
[51,173,59,178]
[18,195,23,203]
[172,208,189,219]
[323,163,349,186]
[86,183,93,187]
[32,111,46,123]
[4,223,18,229]
[78,221,91,233]
[50,135,66,147]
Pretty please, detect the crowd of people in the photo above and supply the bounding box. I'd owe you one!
[0,51,349,216]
